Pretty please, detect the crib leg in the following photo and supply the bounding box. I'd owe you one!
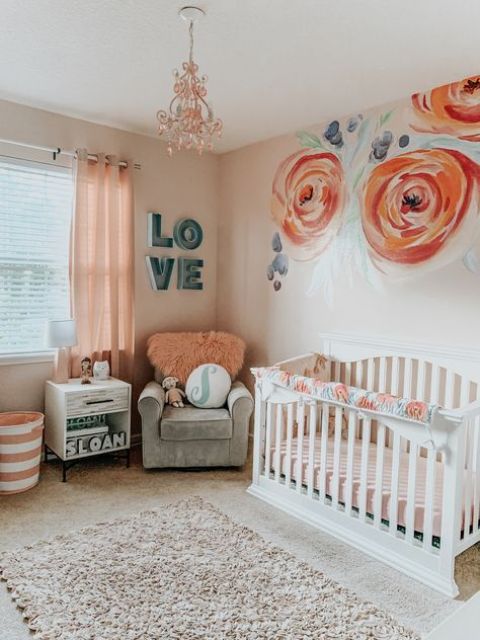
[438,424,466,597]
[252,383,265,485]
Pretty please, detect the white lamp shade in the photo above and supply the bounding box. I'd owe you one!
[46,319,77,348]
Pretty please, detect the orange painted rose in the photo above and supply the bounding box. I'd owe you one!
[412,76,480,141]
[362,148,480,275]
[271,149,346,260]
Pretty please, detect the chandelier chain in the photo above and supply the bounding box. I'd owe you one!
[189,20,194,64]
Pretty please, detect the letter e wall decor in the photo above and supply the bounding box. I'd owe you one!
[177,258,204,290]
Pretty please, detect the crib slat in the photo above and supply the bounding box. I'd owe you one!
[430,365,440,403]
[359,417,371,521]
[405,442,418,544]
[464,418,473,538]
[473,415,480,534]
[345,361,352,386]
[332,406,343,508]
[461,379,476,537]
[423,447,436,551]
[403,358,413,397]
[374,423,386,528]
[391,357,400,394]
[416,360,426,400]
[296,401,305,493]
[444,370,454,409]
[378,357,388,444]
[460,377,471,408]
[356,360,364,387]
[367,358,375,389]
[307,403,317,499]
[264,402,273,478]
[378,357,387,392]
[460,376,470,468]
[319,402,329,502]
[274,404,282,482]
[285,403,294,488]
[389,432,401,536]
[464,414,479,537]
[401,358,413,452]
[345,410,356,516]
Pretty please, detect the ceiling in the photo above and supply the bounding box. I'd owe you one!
[1,0,479,153]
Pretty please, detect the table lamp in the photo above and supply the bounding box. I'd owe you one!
[46,319,77,384]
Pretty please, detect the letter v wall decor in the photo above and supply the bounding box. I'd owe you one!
[146,213,204,291]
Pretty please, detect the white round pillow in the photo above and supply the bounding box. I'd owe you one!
[186,364,231,408]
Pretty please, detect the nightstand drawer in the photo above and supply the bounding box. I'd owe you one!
[66,387,129,416]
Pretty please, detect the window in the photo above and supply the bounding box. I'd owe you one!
[0,156,73,354]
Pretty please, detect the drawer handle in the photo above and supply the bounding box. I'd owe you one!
[85,399,115,405]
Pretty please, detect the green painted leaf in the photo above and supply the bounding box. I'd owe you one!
[296,131,325,149]
[349,117,371,166]
[352,166,366,191]
[379,109,394,127]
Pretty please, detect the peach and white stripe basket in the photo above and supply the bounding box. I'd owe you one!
[0,412,44,495]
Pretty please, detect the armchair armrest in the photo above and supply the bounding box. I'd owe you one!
[138,381,165,419]
[227,381,254,466]
[138,381,165,469]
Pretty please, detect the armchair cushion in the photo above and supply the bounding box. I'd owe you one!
[160,406,232,441]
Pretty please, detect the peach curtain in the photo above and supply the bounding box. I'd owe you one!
[70,150,134,381]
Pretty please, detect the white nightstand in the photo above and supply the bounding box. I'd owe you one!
[45,377,131,481]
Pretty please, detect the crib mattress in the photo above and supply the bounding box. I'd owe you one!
[269,437,477,539]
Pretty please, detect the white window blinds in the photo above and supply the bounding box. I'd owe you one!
[0,156,73,354]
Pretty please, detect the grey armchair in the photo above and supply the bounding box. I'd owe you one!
[138,380,253,469]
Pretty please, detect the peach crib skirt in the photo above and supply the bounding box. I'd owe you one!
[270,437,476,539]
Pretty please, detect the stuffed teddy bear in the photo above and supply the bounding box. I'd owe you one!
[162,376,186,408]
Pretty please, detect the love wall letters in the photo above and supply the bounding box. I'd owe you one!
[146,213,204,291]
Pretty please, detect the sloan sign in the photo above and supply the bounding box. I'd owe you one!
[66,431,127,458]
[146,213,204,291]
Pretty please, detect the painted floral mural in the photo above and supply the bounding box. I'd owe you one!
[267,74,480,300]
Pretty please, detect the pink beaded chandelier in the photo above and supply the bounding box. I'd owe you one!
[157,6,222,156]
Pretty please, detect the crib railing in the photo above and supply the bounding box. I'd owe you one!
[250,369,480,597]
[330,356,478,410]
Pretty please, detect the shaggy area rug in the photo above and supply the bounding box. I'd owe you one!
[0,498,418,639]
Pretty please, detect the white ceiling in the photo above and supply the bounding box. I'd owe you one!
[0,0,479,153]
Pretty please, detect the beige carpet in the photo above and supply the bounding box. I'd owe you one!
[0,449,479,639]
[1,497,418,639]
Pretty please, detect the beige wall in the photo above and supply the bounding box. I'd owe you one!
[0,100,220,431]
[3,95,480,429]
[217,133,480,376]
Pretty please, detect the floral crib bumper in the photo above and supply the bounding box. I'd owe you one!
[252,366,439,425]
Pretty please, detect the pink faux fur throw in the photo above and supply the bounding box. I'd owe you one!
[147,331,246,386]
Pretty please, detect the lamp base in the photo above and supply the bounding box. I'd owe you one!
[52,347,70,384]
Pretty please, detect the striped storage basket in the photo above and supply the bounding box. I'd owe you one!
[0,412,44,495]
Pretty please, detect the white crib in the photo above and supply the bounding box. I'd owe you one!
[248,333,480,597]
